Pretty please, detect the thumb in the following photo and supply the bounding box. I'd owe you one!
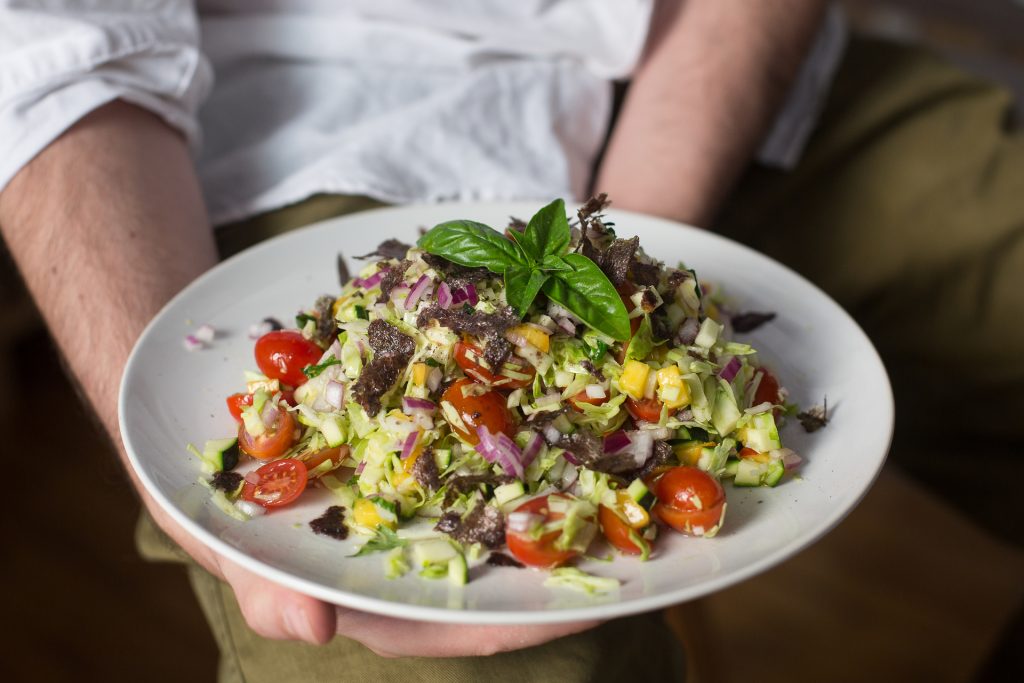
[219,557,335,645]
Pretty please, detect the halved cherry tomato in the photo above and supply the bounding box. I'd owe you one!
[453,340,535,390]
[241,458,308,508]
[254,331,323,387]
[441,378,515,445]
[568,390,609,411]
[506,494,591,568]
[599,504,647,555]
[651,466,726,536]
[226,393,252,423]
[238,406,297,460]
[302,445,349,474]
[625,396,663,423]
[754,368,781,406]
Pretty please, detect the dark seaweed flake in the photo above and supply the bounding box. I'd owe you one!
[309,506,348,540]
[356,239,411,261]
[731,311,776,333]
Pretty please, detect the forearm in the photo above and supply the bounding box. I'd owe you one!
[0,100,217,496]
[595,0,826,226]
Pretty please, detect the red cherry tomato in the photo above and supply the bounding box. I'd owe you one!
[226,393,252,423]
[441,378,515,445]
[506,494,591,568]
[568,390,609,411]
[254,331,323,386]
[453,340,535,390]
[302,445,349,474]
[241,458,308,508]
[598,504,647,555]
[651,467,727,536]
[238,406,297,460]
[754,368,781,406]
[625,396,663,423]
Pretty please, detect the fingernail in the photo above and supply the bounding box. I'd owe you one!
[284,604,314,643]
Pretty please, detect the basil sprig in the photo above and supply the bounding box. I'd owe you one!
[417,199,630,340]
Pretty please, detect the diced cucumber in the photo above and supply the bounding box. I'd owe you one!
[493,481,526,506]
[734,458,769,487]
[764,459,785,487]
[433,448,452,470]
[320,415,346,448]
[413,539,458,566]
[723,457,740,479]
[694,317,723,349]
[202,437,239,472]
[626,478,649,503]
[447,554,468,586]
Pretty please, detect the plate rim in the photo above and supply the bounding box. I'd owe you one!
[118,201,894,624]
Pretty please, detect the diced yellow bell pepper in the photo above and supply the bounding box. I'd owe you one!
[509,324,550,352]
[411,362,429,387]
[673,441,714,467]
[620,360,651,399]
[353,498,395,529]
[616,491,650,529]
[656,365,691,409]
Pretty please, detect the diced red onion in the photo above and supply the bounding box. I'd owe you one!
[542,425,562,445]
[450,287,467,305]
[521,432,545,469]
[561,464,579,488]
[562,451,580,466]
[677,317,700,345]
[495,432,526,479]
[508,511,543,533]
[719,356,742,382]
[183,334,204,351]
[319,340,341,364]
[603,430,632,454]
[625,430,655,467]
[644,426,674,441]
[248,320,275,339]
[475,425,499,464]
[676,408,694,422]
[535,315,558,333]
[405,274,432,310]
[236,500,266,517]
[436,281,452,309]
[402,396,436,414]
[325,381,345,409]
[426,367,443,393]
[244,471,261,485]
[584,384,606,400]
[194,324,216,343]
[355,460,366,475]
[555,316,576,335]
[778,449,802,470]
[465,284,479,306]
[354,268,388,289]
[401,431,419,460]
[260,401,280,428]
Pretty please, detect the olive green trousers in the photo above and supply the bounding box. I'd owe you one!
[137,36,1024,681]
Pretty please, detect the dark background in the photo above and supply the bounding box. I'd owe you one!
[2,2,1023,681]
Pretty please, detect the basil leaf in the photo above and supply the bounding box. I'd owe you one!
[516,198,571,261]
[625,315,655,361]
[418,220,527,273]
[505,267,549,317]
[540,254,572,272]
[543,254,630,341]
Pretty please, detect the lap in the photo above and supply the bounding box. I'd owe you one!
[719,36,1024,543]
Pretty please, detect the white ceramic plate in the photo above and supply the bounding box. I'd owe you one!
[119,203,892,625]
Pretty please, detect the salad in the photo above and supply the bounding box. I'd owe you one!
[190,197,810,589]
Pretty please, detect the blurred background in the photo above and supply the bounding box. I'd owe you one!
[2,1,1023,681]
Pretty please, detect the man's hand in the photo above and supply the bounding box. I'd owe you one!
[0,100,598,653]
[596,0,826,226]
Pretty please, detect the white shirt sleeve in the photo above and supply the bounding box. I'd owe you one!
[0,1,212,192]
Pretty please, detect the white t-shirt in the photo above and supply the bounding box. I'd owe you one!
[0,0,844,226]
